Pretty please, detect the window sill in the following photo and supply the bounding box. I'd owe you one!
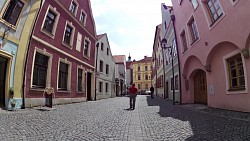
[62,41,73,49]
[208,14,225,31]
[41,29,55,39]
[228,88,245,91]
[57,90,71,93]
[0,19,17,31]
[83,55,90,60]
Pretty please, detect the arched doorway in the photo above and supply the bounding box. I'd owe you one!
[194,70,207,104]
[0,56,8,108]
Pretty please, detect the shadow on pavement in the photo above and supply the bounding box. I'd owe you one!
[146,96,250,140]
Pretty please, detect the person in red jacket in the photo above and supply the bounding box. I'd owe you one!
[129,84,138,110]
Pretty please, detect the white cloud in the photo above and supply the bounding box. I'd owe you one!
[92,0,172,61]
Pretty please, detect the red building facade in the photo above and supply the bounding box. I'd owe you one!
[25,0,97,107]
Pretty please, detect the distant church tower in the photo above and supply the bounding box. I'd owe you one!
[127,53,131,62]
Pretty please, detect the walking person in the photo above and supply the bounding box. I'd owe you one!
[150,85,154,98]
[129,84,138,110]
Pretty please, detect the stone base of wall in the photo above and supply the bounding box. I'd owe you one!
[25,97,87,108]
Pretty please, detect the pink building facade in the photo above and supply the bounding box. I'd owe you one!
[172,0,250,112]
[25,0,97,107]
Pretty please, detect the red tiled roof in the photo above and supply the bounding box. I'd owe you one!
[113,55,126,63]
[126,61,133,69]
[97,33,106,40]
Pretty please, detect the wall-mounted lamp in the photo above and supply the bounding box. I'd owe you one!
[205,64,211,72]
[242,48,249,59]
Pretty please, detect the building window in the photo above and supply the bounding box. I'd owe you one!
[145,75,148,80]
[205,0,223,23]
[79,10,86,25]
[76,32,82,51]
[105,83,108,93]
[138,66,140,71]
[146,84,148,89]
[99,82,103,93]
[138,84,141,89]
[175,75,179,90]
[100,60,103,72]
[32,53,49,88]
[172,39,177,57]
[171,77,174,90]
[101,42,104,51]
[84,38,91,57]
[77,68,83,92]
[69,1,77,15]
[2,0,24,26]
[227,54,245,90]
[106,64,109,74]
[43,10,56,34]
[181,30,188,53]
[191,0,199,9]
[58,62,69,90]
[107,48,109,56]
[188,18,199,44]
[145,66,148,71]
[138,75,141,80]
[63,24,73,45]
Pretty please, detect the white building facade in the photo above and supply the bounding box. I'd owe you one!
[96,34,116,100]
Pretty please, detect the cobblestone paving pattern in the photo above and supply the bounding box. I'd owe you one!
[0,95,250,141]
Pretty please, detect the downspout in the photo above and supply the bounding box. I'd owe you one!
[171,14,182,104]
[21,0,43,109]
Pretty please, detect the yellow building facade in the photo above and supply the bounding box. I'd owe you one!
[0,0,41,109]
[132,56,152,93]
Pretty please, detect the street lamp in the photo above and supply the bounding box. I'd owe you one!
[161,38,175,105]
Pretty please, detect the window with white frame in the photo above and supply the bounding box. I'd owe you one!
[32,52,49,88]
[100,60,103,72]
[101,42,104,51]
[1,0,24,27]
[181,30,188,52]
[106,64,109,74]
[172,39,177,57]
[145,75,148,80]
[84,37,91,57]
[188,17,199,44]
[69,0,78,16]
[99,82,103,93]
[105,83,108,93]
[145,66,148,71]
[227,53,245,90]
[107,48,109,56]
[58,62,69,90]
[205,0,223,23]
[76,32,82,51]
[191,0,199,9]
[79,10,86,25]
[138,75,141,80]
[63,22,75,47]
[175,75,179,90]
[77,68,84,92]
[41,5,60,38]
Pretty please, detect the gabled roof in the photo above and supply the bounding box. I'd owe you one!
[97,33,106,40]
[113,55,126,63]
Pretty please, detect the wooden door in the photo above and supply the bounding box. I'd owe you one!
[194,70,207,104]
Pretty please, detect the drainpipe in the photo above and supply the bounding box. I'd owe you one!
[22,0,43,109]
[171,14,182,104]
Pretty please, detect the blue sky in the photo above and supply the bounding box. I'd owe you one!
[91,0,172,61]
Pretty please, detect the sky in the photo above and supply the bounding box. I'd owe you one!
[91,0,173,61]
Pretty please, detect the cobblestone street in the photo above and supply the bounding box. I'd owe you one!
[0,95,250,141]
